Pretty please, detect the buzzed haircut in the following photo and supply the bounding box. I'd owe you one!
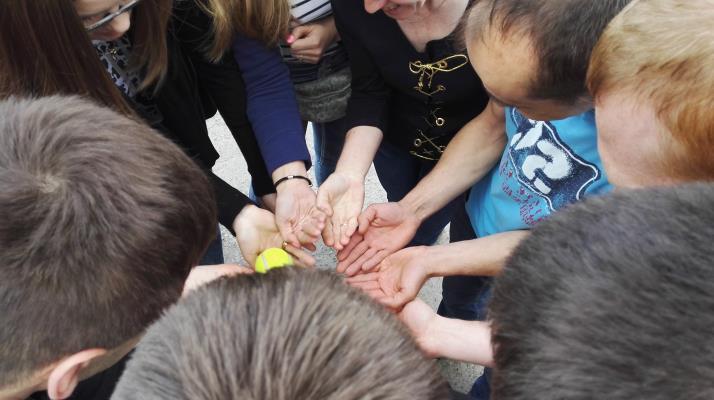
[0,96,216,388]
[588,0,714,181]
[489,183,714,400]
[467,0,631,103]
[112,268,450,400]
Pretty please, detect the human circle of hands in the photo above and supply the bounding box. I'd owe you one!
[230,174,437,354]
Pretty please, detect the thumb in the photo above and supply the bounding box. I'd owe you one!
[357,206,378,234]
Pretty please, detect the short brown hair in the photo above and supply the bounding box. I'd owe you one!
[467,0,631,103]
[587,0,714,181]
[0,96,216,388]
[112,269,450,400]
[490,183,714,399]
[0,0,172,115]
[200,0,291,61]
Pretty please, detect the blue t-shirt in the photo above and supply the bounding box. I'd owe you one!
[466,107,611,237]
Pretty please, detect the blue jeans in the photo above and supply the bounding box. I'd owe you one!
[436,201,493,400]
[312,119,347,186]
[198,226,224,265]
[372,140,466,246]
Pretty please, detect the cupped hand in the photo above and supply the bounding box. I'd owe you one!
[233,205,316,268]
[274,179,325,248]
[345,246,429,307]
[316,172,365,250]
[336,201,420,275]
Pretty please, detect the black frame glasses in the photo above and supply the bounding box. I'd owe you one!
[85,0,142,32]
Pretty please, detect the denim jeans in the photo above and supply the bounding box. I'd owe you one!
[436,199,493,400]
[198,226,224,265]
[372,140,466,246]
[312,119,347,186]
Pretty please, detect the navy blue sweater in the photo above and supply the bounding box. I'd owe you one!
[233,35,312,174]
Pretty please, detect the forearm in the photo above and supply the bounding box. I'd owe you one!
[232,34,311,173]
[426,317,493,367]
[423,230,529,277]
[334,126,383,179]
[401,101,506,221]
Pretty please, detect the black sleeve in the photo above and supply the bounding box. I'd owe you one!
[172,0,277,197]
[208,171,254,235]
[332,1,392,133]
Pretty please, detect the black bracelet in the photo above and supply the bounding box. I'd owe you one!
[274,175,313,189]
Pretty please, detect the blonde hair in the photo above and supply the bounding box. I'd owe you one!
[201,0,291,62]
[588,0,714,181]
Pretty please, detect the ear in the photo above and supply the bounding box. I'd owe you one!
[46,349,107,400]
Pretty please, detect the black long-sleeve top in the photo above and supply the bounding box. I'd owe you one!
[332,1,489,162]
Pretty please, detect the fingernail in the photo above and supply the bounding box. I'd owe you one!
[286,34,295,44]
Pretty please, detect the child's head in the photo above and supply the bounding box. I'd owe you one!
[588,0,714,187]
[465,0,631,120]
[0,96,216,399]
[0,0,171,114]
[489,183,714,400]
[111,268,450,400]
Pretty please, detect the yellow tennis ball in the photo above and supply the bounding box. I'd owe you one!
[254,248,294,274]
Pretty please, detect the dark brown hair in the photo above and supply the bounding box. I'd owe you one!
[467,0,631,104]
[0,96,217,389]
[112,268,450,400]
[0,0,172,115]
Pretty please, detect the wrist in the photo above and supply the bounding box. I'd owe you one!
[420,314,449,358]
[398,195,428,224]
[272,161,308,182]
[274,175,312,193]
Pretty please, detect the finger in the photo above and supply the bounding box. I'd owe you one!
[315,189,334,217]
[290,25,311,41]
[345,271,380,283]
[357,206,378,234]
[362,249,391,272]
[339,217,359,247]
[322,219,335,247]
[364,288,389,301]
[300,220,324,237]
[347,280,381,291]
[349,247,379,274]
[277,219,300,248]
[285,244,316,268]
[332,218,345,251]
[336,240,370,273]
[336,233,364,261]
[344,247,377,277]
[311,207,327,224]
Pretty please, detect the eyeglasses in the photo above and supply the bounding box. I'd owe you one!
[84,0,142,32]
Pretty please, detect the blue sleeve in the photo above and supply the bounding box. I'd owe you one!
[232,34,311,174]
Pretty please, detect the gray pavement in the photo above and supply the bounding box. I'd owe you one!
[208,115,481,393]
